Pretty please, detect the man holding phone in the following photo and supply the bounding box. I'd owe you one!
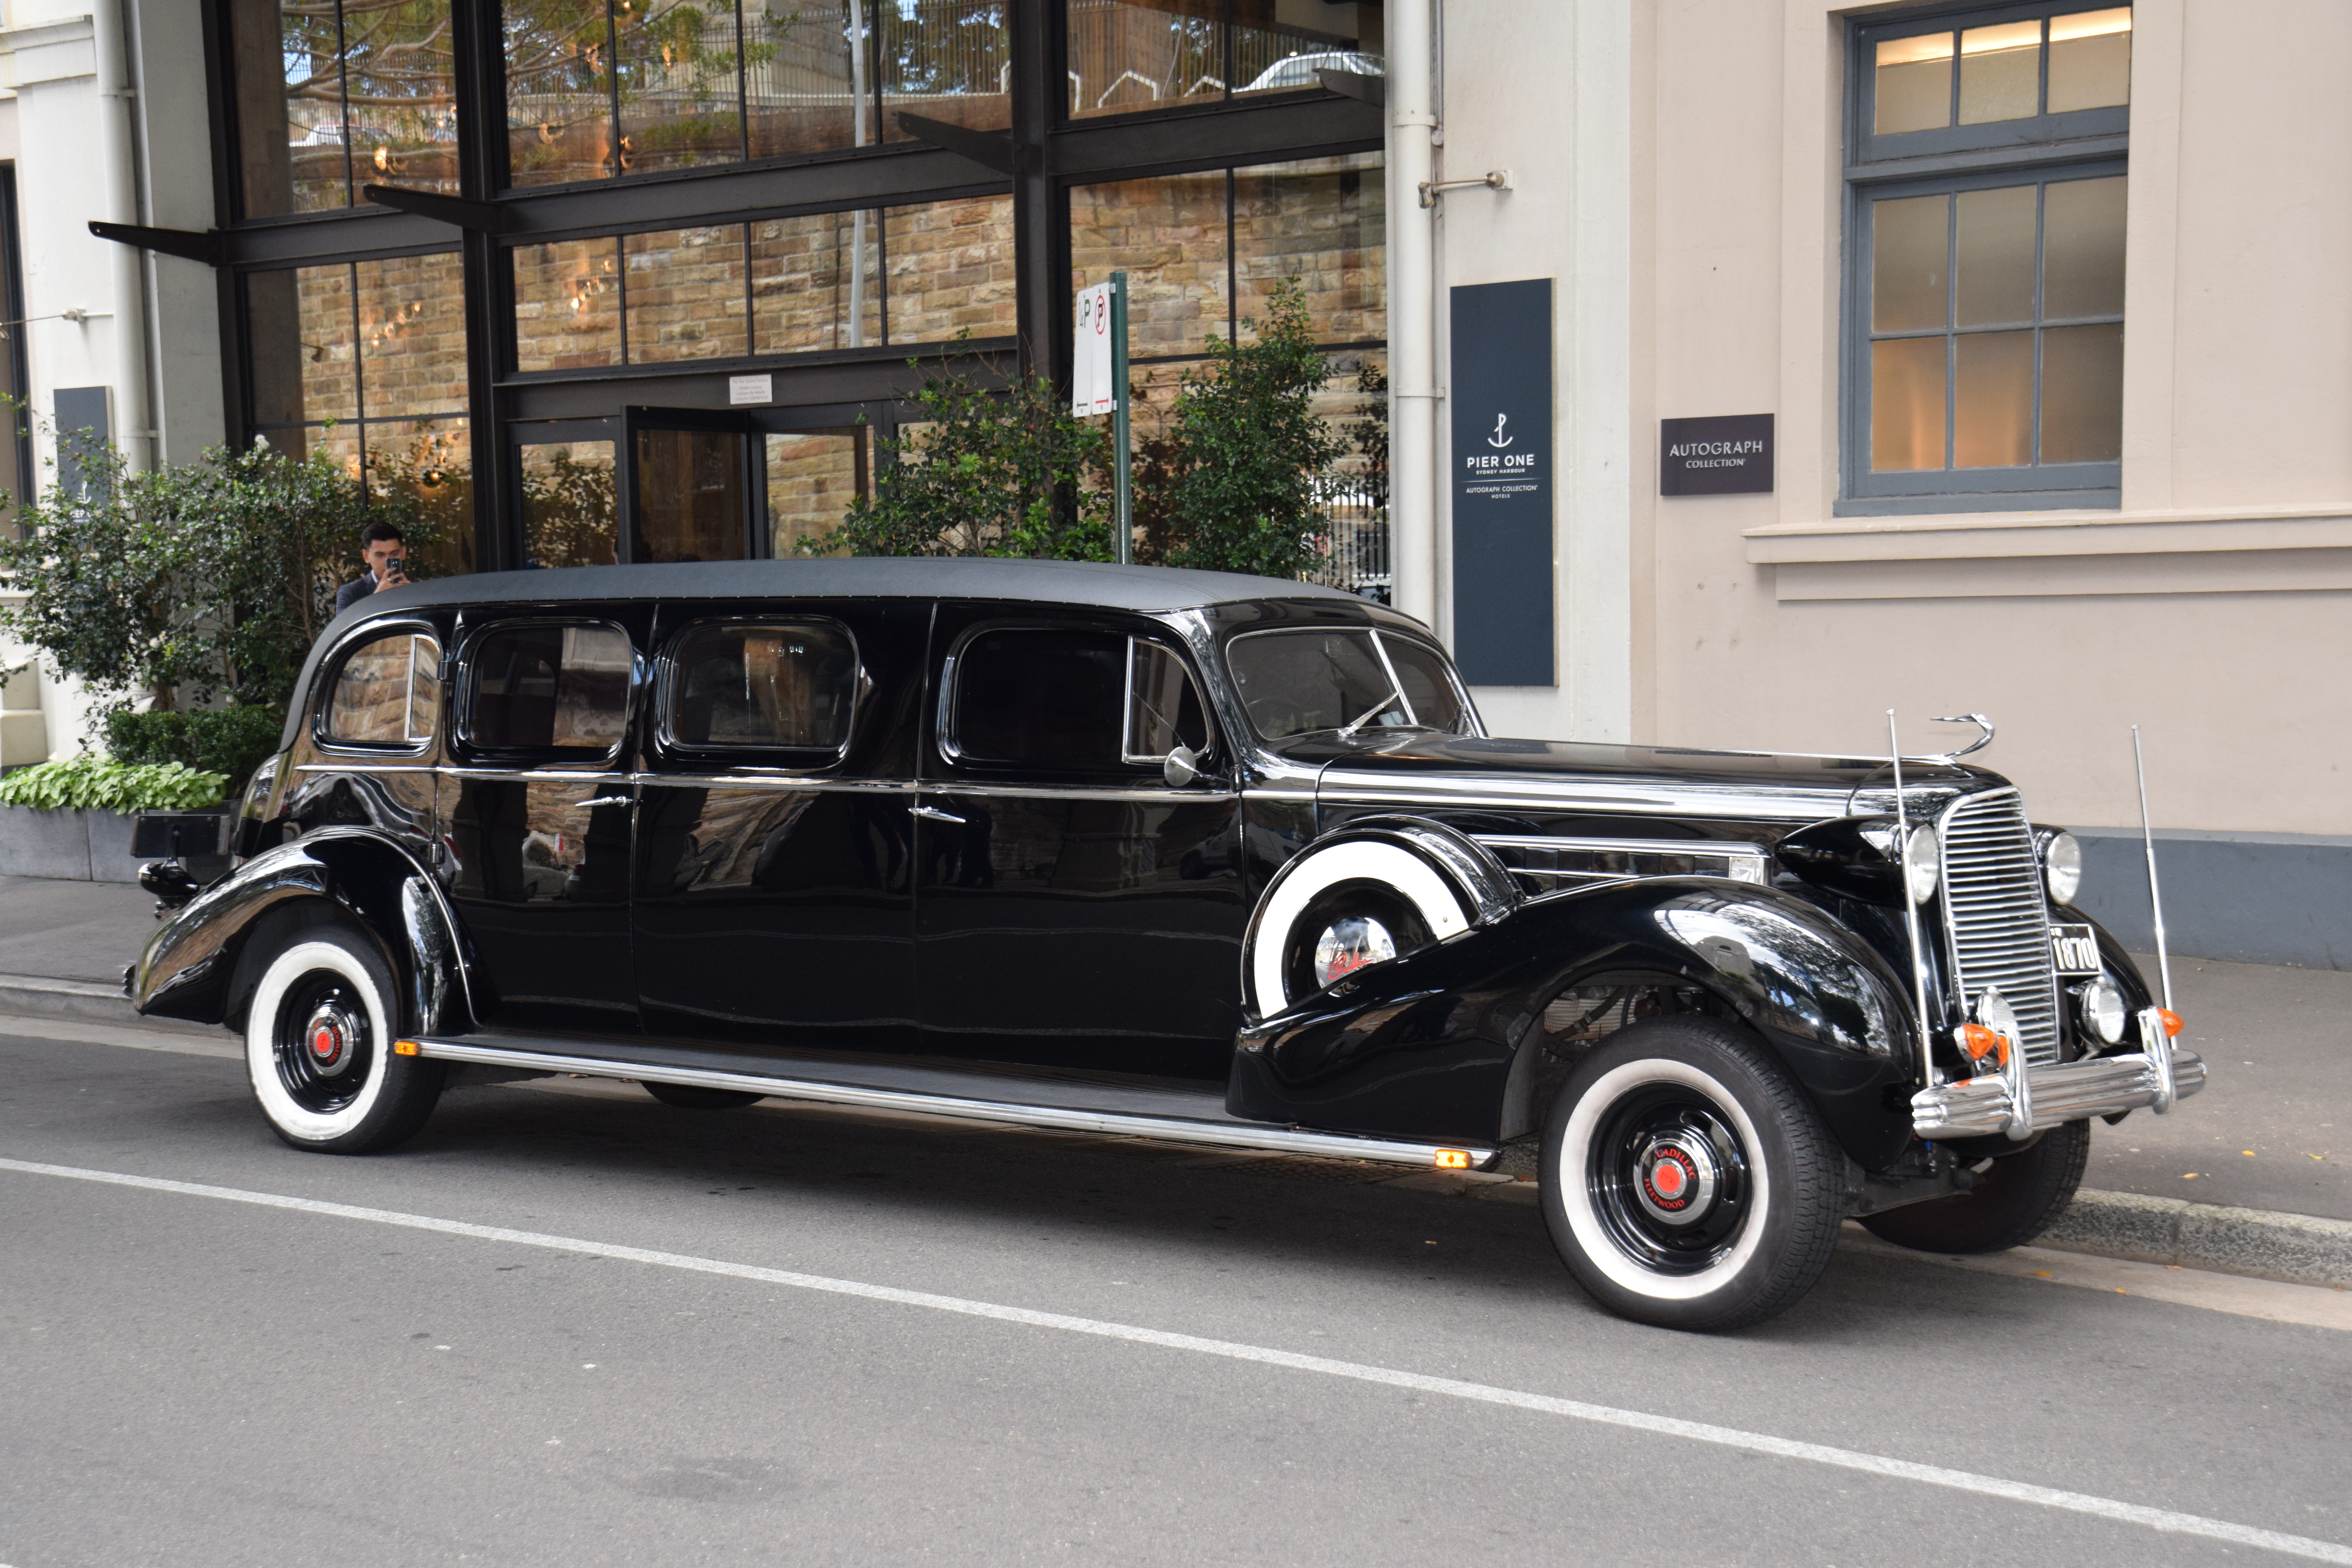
[334,521,413,615]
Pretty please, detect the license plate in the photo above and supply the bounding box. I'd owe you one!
[2049,923,2100,975]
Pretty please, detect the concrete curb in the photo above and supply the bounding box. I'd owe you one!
[0,973,137,1023]
[2039,1188,2352,1290]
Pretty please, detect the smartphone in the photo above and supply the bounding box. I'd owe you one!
[382,557,409,582]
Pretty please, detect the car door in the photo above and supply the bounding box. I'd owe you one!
[631,599,926,1054]
[913,605,1247,1081]
[443,610,647,1034]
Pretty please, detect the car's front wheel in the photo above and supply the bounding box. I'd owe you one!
[1541,1018,1844,1331]
[245,928,443,1154]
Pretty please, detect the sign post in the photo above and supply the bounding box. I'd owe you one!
[1074,274,1133,564]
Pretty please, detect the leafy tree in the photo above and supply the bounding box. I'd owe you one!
[0,426,442,718]
[1151,279,1349,579]
[515,450,619,569]
[819,365,1113,561]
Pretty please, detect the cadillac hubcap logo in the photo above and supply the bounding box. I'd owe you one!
[304,1010,354,1074]
[1632,1135,1718,1226]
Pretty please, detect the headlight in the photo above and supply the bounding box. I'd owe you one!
[2071,976,2127,1045]
[2040,829,2082,905]
[1901,824,1940,905]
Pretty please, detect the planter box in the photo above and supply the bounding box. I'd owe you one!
[0,805,95,879]
[0,805,148,883]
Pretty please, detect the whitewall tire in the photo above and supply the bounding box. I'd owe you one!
[1540,1018,1844,1332]
[245,929,444,1154]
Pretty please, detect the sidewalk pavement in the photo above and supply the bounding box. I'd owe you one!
[3,872,2345,1283]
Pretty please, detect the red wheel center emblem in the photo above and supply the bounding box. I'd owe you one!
[1644,1146,1698,1209]
[311,1025,339,1060]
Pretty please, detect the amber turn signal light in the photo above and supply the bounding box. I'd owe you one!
[1434,1149,1472,1170]
[393,1040,421,1057]
[2157,1008,2185,1039]
[1956,1022,2009,1069]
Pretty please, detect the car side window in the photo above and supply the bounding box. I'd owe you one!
[665,621,859,755]
[467,622,632,755]
[953,628,1123,766]
[323,630,441,748]
[1124,640,1209,762]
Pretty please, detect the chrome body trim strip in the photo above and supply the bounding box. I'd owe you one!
[1318,770,1887,823]
[407,1038,1495,1168]
[296,763,439,775]
[1473,833,1773,887]
[440,768,637,784]
[635,773,915,792]
[1909,1045,2207,1140]
[922,780,1240,804]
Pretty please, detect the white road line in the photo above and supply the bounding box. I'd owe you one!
[5,1158,2348,1565]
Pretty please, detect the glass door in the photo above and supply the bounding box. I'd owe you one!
[624,408,757,565]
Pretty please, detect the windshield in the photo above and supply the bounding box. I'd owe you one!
[1226,629,1475,741]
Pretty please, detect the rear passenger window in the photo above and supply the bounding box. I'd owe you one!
[467,622,632,755]
[665,621,858,755]
[955,629,1205,768]
[323,630,441,748]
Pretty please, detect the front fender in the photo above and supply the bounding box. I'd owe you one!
[1228,878,1924,1169]
[134,829,476,1036]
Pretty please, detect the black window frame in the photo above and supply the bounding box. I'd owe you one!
[312,620,446,756]
[652,613,866,769]
[1841,0,2131,517]
[454,614,639,766]
[938,617,1217,778]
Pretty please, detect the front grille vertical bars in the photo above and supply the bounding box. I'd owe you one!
[1936,787,2065,1069]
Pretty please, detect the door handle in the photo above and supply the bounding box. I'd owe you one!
[909,805,966,825]
[575,795,633,810]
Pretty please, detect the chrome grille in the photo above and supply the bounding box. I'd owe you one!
[1935,788,2062,1068]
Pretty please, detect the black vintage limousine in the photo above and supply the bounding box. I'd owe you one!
[131,558,2205,1329]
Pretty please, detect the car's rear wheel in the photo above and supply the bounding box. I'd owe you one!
[1860,1120,2089,1254]
[641,1082,765,1110]
[245,928,443,1154]
[1541,1018,1844,1331]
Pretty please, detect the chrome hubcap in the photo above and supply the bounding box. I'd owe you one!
[304,1006,358,1076]
[1312,916,1397,989]
[1631,1132,1719,1225]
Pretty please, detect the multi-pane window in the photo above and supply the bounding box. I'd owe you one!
[229,0,459,217]
[1846,4,2131,513]
[1066,0,1385,120]
[501,1,1011,189]
[509,194,1014,372]
[245,252,474,564]
[1069,151,1385,357]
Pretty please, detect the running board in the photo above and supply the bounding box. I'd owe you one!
[401,1036,1497,1171]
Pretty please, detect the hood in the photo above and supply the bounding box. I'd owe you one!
[1289,732,2005,825]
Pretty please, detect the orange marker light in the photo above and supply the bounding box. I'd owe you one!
[393,1040,421,1057]
[2158,1008,2185,1039]
[1434,1149,1472,1170]
[1957,1022,2009,1068]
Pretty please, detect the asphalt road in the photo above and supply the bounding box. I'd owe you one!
[5,1024,2351,1568]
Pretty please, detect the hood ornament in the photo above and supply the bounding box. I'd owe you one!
[1930,713,1995,760]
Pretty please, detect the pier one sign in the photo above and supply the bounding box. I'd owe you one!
[1660,413,1773,496]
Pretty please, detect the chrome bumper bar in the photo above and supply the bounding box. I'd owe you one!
[1912,1008,2207,1142]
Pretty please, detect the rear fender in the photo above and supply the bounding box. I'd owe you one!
[1230,877,1924,1169]
[134,829,476,1036]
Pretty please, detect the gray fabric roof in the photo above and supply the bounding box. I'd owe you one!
[333,557,1356,630]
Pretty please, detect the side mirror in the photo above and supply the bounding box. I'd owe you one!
[1163,745,1201,788]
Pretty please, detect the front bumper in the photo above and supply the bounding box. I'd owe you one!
[1912,1007,2207,1142]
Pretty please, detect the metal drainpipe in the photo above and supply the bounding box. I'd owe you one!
[91,0,154,474]
[1387,0,1437,631]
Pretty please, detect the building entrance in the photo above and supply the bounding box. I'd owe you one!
[619,406,879,567]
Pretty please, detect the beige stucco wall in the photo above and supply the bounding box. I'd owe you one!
[1443,0,2352,835]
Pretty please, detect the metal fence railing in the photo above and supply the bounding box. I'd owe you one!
[1303,474,1390,602]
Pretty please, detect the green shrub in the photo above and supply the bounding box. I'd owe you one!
[0,756,227,813]
[102,706,282,792]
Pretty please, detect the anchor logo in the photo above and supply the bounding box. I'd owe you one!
[1487,412,1514,449]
